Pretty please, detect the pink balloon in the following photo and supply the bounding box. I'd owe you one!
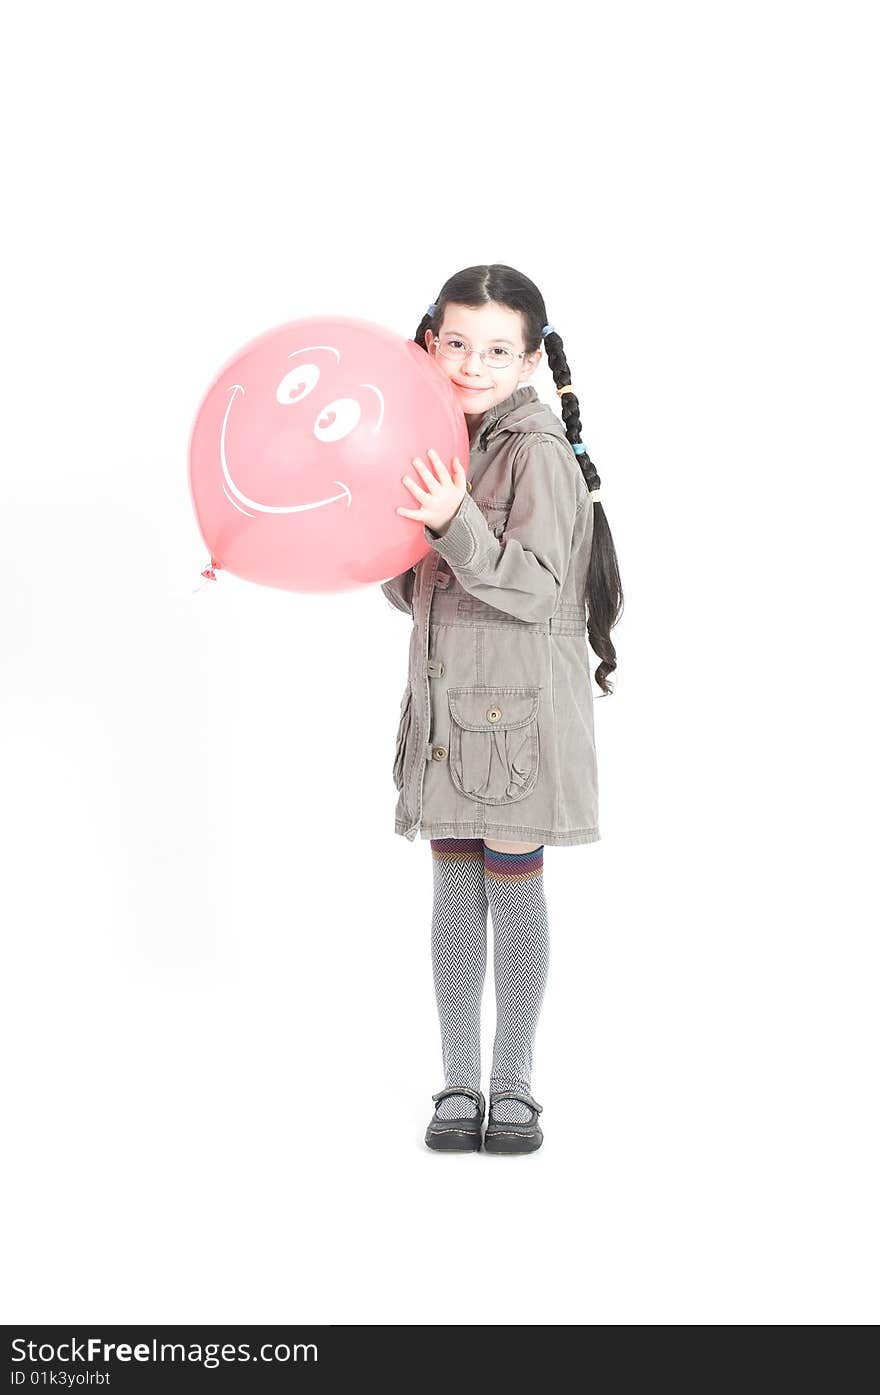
[188,316,470,592]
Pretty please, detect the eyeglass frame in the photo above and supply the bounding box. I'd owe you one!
[430,331,529,372]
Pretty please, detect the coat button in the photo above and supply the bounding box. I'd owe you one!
[432,745,448,761]
[466,481,472,493]
[487,707,501,723]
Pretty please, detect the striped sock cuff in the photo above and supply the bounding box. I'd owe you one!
[483,845,545,881]
[430,837,485,863]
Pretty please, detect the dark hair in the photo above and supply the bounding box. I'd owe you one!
[414,263,623,695]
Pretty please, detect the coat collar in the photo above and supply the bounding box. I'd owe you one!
[476,383,539,430]
[469,384,571,453]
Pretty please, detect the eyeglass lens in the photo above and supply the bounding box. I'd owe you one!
[438,336,515,367]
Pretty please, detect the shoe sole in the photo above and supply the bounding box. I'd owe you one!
[425,1133,482,1152]
[483,1134,543,1154]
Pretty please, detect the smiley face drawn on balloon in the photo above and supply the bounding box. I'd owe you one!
[190,315,470,593]
[219,343,386,518]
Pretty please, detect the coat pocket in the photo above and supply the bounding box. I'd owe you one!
[447,686,541,805]
[392,684,413,791]
[477,498,512,538]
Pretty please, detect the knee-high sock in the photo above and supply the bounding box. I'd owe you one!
[484,845,549,1124]
[430,838,488,1120]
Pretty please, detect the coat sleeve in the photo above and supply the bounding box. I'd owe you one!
[423,434,585,623]
[379,566,415,616]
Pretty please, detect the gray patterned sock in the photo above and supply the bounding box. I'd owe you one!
[430,838,488,1120]
[484,845,549,1124]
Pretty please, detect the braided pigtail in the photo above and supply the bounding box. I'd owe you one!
[542,327,623,695]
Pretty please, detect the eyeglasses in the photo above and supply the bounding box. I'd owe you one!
[434,334,525,371]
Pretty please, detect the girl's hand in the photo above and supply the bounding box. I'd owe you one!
[397,448,467,537]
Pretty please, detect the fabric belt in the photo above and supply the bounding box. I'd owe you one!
[427,593,587,636]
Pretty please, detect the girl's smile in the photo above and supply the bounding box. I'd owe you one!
[425,301,542,417]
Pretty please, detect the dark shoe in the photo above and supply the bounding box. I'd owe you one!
[424,1086,486,1151]
[483,1090,544,1154]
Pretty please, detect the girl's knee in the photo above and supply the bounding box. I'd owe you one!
[483,838,543,854]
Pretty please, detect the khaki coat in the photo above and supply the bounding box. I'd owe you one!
[381,385,600,847]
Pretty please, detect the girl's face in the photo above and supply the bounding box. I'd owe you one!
[425,302,542,421]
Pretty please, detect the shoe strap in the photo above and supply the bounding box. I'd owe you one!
[489,1089,543,1116]
[432,1086,486,1114]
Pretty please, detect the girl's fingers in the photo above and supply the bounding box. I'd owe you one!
[411,456,438,489]
[426,447,453,482]
[401,448,464,524]
[401,473,430,500]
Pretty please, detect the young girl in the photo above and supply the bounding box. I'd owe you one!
[380,264,622,1154]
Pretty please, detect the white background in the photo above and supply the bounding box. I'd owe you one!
[2,0,878,1325]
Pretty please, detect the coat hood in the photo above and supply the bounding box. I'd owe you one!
[469,384,571,454]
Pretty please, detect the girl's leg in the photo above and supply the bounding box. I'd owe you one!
[483,840,549,1123]
[429,838,489,1119]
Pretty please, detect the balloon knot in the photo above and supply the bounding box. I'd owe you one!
[199,557,222,581]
